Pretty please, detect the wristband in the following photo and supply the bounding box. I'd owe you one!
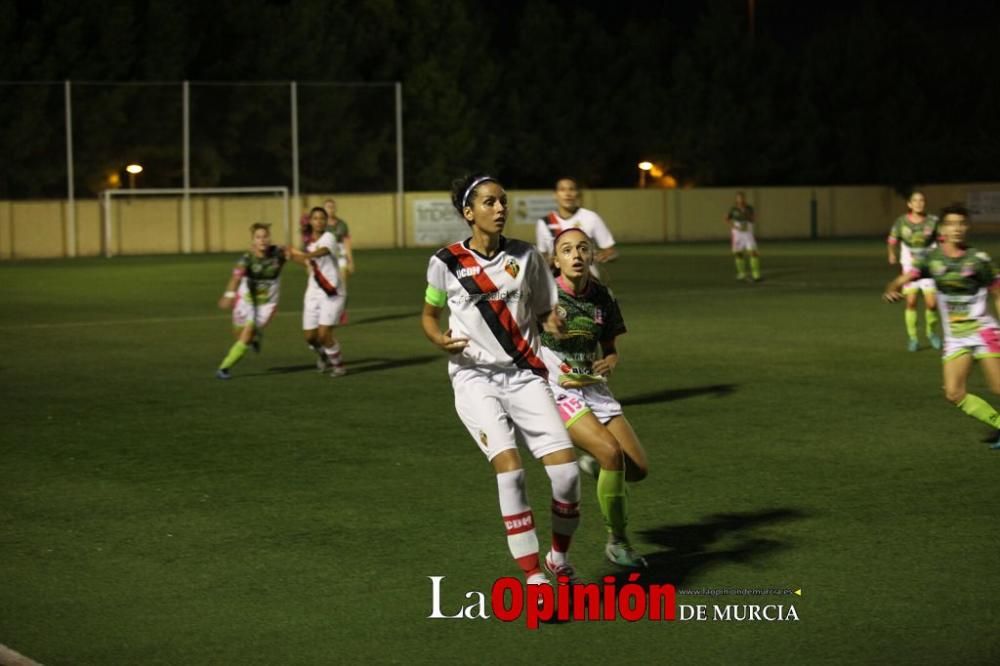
[224,291,236,298]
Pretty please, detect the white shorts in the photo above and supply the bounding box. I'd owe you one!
[731,229,757,252]
[302,290,346,329]
[942,326,1000,362]
[900,265,936,293]
[232,297,277,329]
[553,381,623,427]
[452,367,573,462]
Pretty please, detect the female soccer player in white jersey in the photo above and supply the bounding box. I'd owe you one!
[287,207,347,376]
[540,228,650,567]
[215,223,288,379]
[887,191,941,352]
[536,177,618,271]
[884,204,1000,450]
[422,173,583,585]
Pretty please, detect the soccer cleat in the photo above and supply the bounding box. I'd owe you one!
[544,551,581,584]
[929,333,942,350]
[605,539,648,568]
[329,365,347,377]
[736,274,747,282]
[215,368,231,380]
[526,572,549,586]
[316,357,332,373]
[907,338,919,352]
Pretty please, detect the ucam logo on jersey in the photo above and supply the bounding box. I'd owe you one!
[456,266,481,278]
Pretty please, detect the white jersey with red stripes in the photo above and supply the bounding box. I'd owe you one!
[426,237,557,377]
[306,231,343,297]
[535,207,616,256]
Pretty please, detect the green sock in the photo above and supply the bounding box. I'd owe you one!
[904,309,918,339]
[926,309,939,336]
[750,255,761,279]
[957,394,1000,428]
[734,256,746,278]
[596,469,628,539]
[219,341,248,370]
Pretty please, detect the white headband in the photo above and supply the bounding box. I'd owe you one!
[462,176,495,209]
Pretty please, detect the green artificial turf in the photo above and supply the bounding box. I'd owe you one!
[1,240,998,664]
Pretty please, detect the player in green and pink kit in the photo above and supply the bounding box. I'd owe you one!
[215,223,288,379]
[540,228,650,566]
[887,191,941,351]
[884,203,1000,450]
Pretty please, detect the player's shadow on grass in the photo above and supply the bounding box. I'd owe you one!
[349,311,421,326]
[601,507,809,588]
[260,354,439,377]
[619,384,737,407]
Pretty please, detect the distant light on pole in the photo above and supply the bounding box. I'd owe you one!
[638,161,653,188]
[126,163,143,189]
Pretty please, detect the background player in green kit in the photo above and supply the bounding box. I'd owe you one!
[725,191,761,282]
[215,223,288,379]
[884,204,1000,450]
[887,191,941,351]
[540,228,651,566]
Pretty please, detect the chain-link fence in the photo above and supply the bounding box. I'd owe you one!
[0,80,402,200]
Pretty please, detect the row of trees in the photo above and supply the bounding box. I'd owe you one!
[1,0,997,198]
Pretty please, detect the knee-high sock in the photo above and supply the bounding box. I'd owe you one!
[324,342,343,369]
[925,308,939,335]
[496,469,541,578]
[219,341,248,370]
[596,469,628,540]
[734,255,746,278]
[957,393,1000,428]
[749,255,761,279]
[904,308,918,339]
[545,462,580,566]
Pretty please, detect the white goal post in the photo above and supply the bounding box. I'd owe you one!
[101,186,291,258]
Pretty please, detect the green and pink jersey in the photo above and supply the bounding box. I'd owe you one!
[909,246,1000,340]
[234,245,286,306]
[727,205,755,231]
[888,214,939,270]
[540,276,626,386]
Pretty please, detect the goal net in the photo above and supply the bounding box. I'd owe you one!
[100,186,291,257]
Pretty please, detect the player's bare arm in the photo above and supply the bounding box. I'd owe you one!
[593,338,620,376]
[422,303,469,353]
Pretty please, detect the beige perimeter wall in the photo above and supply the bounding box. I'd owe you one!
[2,183,998,259]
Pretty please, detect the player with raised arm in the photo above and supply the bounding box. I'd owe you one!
[422,173,583,586]
[536,177,618,276]
[887,191,941,352]
[540,228,650,567]
[287,207,347,377]
[884,203,1000,450]
[726,191,761,282]
[215,223,288,379]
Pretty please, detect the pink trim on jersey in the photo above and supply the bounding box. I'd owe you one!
[887,237,899,245]
[555,274,593,297]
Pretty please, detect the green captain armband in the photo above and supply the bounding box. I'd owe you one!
[425,284,447,307]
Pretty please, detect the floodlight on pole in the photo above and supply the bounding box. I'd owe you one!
[638,161,653,188]
[125,163,143,189]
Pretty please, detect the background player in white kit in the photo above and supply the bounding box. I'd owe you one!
[536,177,618,274]
[422,173,582,585]
[287,207,347,376]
